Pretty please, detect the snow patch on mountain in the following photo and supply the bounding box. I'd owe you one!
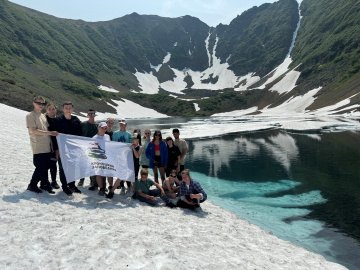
[134,71,160,94]
[94,99,168,119]
[312,93,360,115]
[134,33,261,95]
[98,85,119,93]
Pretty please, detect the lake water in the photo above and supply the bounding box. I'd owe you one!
[123,117,360,270]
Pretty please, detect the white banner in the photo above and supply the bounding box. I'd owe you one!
[56,133,135,183]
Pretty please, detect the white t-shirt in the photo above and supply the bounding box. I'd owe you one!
[92,134,110,141]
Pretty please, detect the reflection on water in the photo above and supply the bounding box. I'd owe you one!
[186,130,360,270]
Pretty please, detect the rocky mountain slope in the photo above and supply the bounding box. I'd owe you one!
[0,0,359,116]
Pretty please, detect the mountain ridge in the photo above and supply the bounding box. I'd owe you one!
[0,0,359,116]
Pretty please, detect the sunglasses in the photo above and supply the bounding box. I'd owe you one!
[155,134,160,136]
[34,101,46,106]
[88,113,95,115]
[145,132,150,135]
[170,175,177,177]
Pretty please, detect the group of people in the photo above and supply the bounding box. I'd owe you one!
[26,96,207,211]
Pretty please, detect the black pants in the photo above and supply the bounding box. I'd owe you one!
[177,165,185,180]
[177,192,206,210]
[49,152,57,182]
[30,153,51,188]
[58,158,76,189]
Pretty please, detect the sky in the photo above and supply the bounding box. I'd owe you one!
[8,0,292,27]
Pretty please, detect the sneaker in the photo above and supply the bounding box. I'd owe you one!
[40,185,55,194]
[98,188,106,196]
[106,191,114,199]
[42,186,55,194]
[27,184,43,193]
[51,181,60,189]
[63,187,73,195]
[77,179,85,187]
[166,202,176,208]
[88,185,97,191]
[72,186,82,194]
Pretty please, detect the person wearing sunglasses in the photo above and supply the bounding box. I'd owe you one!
[162,169,180,199]
[145,130,168,184]
[79,109,99,189]
[26,96,58,194]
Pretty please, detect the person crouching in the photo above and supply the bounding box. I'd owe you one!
[135,168,175,208]
[177,169,207,211]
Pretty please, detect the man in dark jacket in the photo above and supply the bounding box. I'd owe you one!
[52,101,82,195]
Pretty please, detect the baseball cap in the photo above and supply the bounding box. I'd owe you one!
[98,122,107,128]
[118,118,127,124]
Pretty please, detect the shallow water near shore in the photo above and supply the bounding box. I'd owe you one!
[124,117,360,269]
[185,130,360,270]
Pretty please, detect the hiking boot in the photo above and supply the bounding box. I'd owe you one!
[51,181,60,189]
[88,185,97,191]
[72,186,82,194]
[77,179,85,186]
[63,187,73,195]
[98,188,106,196]
[166,202,176,208]
[27,184,43,193]
[106,191,114,199]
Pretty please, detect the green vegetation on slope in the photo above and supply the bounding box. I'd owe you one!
[291,0,360,109]
[215,0,299,77]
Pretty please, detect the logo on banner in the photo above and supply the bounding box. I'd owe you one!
[87,142,107,159]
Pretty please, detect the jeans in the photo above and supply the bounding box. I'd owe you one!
[138,189,170,205]
[30,153,51,188]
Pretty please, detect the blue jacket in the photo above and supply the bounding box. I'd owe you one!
[146,140,168,168]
